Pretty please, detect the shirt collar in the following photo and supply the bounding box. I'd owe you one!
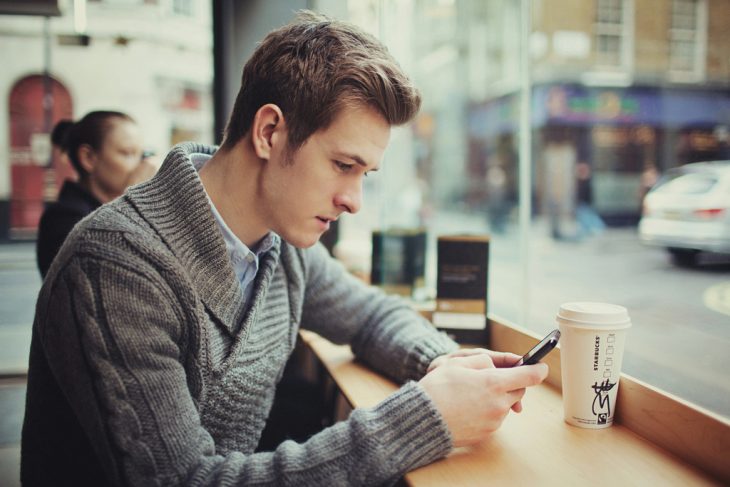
[190,152,279,259]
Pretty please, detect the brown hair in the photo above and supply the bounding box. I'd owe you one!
[221,10,421,152]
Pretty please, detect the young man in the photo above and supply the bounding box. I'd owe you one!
[22,11,547,486]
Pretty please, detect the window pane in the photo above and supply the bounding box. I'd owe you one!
[0,0,214,371]
[670,40,694,71]
[670,0,699,73]
[596,34,621,65]
[344,0,729,420]
[594,0,625,67]
[530,0,729,419]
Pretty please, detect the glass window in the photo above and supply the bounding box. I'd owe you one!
[595,0,629,67]
[669,0,705,77]
[330,0,730,420]
[0,0,214,358]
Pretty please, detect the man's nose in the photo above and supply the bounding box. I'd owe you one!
[334,178,363,214]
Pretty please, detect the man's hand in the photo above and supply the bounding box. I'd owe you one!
[419,353,548,447]
[126,155,160,188]
[427,349,525,411]
[427,348,521,374]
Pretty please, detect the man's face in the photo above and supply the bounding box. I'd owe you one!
[258,105,390,248]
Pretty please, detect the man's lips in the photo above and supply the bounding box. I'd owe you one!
[316,216,338,223]
[316,216,338,231]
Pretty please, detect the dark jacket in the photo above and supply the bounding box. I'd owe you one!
[36,180,101,277]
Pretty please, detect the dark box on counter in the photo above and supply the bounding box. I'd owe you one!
[371,228,427,297]
[433,235,490,344]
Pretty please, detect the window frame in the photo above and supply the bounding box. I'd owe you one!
[594,0,635,71]
[668,0,707,82]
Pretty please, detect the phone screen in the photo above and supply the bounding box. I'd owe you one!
[513,329,561,366]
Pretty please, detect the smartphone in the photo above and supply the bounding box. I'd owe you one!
[513,329,561,366]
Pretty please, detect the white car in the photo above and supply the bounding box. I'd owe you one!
[639,161,730,265]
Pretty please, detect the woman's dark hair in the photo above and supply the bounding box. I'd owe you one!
[50,120,73,149]
[56,111,134,178]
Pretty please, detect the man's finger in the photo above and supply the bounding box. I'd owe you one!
[489,363,548,391]
[452,353,496,370]
[507,388,526,412]
[488,351,523,368]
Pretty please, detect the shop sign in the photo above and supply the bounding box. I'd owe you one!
[547,86,639,122]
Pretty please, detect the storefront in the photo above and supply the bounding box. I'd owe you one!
[468,84,730,224]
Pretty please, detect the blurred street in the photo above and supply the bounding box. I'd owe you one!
[0,242,38,487]
[0,243,39,374]
[491,224,730,418]
[427,210,730,417]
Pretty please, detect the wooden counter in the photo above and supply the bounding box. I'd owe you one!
[300,327,728,486]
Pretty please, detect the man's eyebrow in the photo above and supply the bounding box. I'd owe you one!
[334,152,380,171]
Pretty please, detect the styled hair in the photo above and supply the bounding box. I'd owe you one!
[50,120,74,149]
[57,111,134,178]
[221,10,421,152]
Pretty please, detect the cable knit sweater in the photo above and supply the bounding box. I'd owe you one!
[21,142,458,486]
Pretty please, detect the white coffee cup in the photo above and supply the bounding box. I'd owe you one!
[557,302,631,429]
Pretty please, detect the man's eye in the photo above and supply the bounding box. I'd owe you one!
[335,161,353,172]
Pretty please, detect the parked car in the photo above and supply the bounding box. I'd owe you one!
[639,161,730,265]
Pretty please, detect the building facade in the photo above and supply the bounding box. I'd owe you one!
[465,0,730,224]
[0,0,213,239]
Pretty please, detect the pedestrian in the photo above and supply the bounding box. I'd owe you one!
[35,111,158,277]
[543,141,577,240]
[22,11,547,486]
[575,161,605,238]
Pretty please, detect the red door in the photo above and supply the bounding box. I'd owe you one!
[8,74,73,237]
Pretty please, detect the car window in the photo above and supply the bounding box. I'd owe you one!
[653,173,718,195]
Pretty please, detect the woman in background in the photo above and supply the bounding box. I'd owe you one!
[36,110,157,277]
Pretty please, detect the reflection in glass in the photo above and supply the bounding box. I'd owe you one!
[340,0,730,418]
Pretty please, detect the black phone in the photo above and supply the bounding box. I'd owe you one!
[513,329,561,366]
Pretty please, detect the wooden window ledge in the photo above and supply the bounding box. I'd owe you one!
[299,319,729,486]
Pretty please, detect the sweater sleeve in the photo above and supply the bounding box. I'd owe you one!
[38,254,452,486]
[299,243,459,383]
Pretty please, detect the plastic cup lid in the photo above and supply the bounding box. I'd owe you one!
[557,302,631,327]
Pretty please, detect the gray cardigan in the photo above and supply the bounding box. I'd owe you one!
[21,142,458,486]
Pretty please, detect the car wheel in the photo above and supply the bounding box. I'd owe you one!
[668,248,699,266]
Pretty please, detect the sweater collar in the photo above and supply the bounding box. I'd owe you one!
[125,142,281,335]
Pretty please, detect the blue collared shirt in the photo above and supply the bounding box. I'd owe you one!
[190,153,279,305]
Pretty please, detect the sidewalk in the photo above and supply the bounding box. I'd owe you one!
[0,242,39,375]
[0,242,38,487]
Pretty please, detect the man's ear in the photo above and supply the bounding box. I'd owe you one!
[251,104,285,161]
[77,144,97,174]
